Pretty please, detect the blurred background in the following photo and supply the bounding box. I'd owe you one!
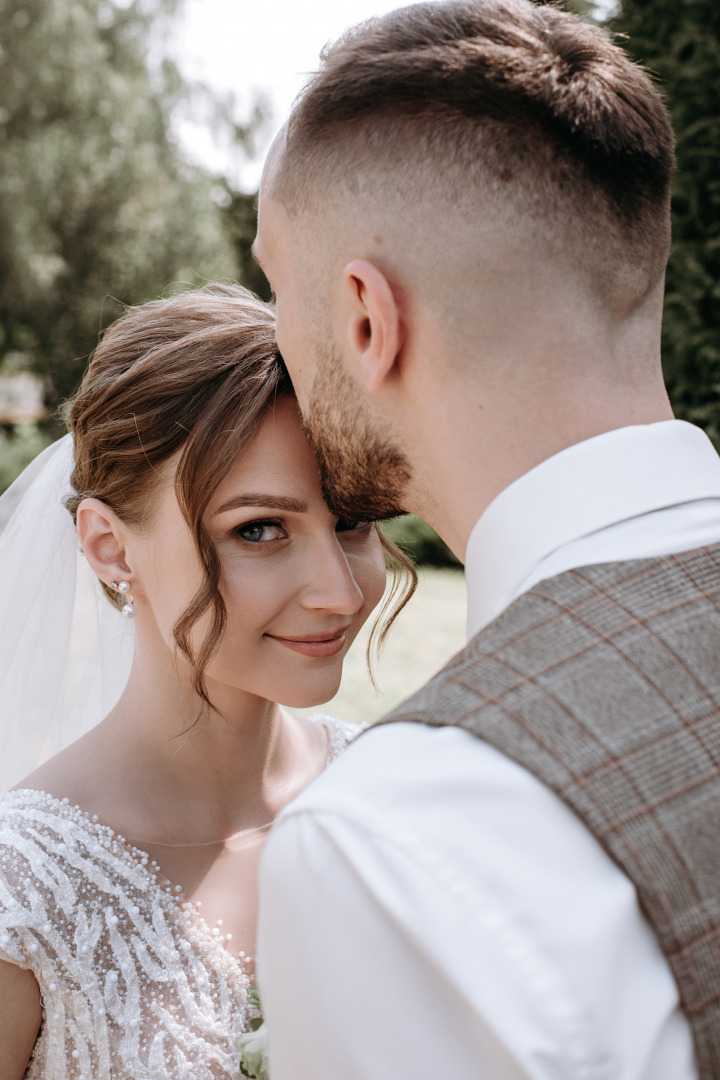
[0,0,717,721]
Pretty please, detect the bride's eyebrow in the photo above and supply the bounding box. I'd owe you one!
[215,494,308,515]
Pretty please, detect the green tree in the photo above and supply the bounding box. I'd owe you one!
[381,516,462,569]
[563,0,597,19]
[221,187,272,303]
[608,0,720,442]
[0,0,252,413]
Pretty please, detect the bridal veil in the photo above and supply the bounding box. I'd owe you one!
[0,435,133,789]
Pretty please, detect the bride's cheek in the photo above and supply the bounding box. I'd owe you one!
[353,552,388,617]
[220,558,289,634]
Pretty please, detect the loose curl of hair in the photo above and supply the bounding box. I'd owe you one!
[64,282,416,715]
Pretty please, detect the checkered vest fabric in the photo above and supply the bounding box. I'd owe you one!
[385,545,720,1076]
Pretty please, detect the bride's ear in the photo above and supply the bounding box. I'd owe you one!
[340,259,404,394]
[76,498,133,586]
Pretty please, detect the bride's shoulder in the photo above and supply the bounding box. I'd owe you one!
[308,713,368,764]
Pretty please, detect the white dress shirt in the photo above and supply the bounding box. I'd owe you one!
[258,420,720,1080]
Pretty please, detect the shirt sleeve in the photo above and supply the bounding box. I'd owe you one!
[257,808,531,1080]
[257,723,697,1080]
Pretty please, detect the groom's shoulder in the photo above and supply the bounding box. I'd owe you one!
[278,719,473,821]
[275,715,545,837]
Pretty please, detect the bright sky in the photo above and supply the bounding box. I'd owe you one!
[171,0,615,190]
[172,0,408,190]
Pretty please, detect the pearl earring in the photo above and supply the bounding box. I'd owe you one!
[111,580,135,619]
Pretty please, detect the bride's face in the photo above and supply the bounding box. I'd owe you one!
[131,395,386,707]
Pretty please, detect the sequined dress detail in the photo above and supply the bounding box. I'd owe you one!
[0,716,358,1079]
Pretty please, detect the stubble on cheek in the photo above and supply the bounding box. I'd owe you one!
[304,351,412,523]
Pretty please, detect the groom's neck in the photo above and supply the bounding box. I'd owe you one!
[397,283,673,562]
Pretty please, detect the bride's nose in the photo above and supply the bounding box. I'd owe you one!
[297,543,365,615]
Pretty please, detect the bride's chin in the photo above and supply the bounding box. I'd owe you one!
[277,678,343,711]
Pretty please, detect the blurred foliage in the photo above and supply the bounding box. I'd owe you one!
[608,0,720,443]
[382,516,462,569]
[561,0,598,19]
[0,0,255,415]
[221,187,272,302]
[0,422,51,493]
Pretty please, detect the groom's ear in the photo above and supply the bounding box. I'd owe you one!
[340,259,403,394]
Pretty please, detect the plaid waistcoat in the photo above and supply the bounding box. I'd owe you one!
[385,544,720,1076]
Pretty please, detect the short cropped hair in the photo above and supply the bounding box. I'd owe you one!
[275,0,675,298]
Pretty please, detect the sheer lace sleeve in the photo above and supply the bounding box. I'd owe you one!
[0,827,43,973]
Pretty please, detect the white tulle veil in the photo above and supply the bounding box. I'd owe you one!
[0,434,134,790]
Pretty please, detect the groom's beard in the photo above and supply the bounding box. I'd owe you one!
[304,345,412,522]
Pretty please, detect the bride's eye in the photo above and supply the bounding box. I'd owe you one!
[234,519,286,544]
[336,518,373,534]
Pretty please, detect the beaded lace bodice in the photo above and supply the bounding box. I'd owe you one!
[0,715,358,1079]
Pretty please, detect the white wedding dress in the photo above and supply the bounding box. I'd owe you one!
[0,716,359,1080]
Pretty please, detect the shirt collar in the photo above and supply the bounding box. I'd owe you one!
[465,420,720,639]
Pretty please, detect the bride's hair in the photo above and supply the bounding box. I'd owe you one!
[64,282,415,711]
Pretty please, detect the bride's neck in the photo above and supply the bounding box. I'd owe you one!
[114,639,282,772]
[86,645,304,841]
[24,634,327,845]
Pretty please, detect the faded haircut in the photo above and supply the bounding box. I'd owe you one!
[274,0,675,306]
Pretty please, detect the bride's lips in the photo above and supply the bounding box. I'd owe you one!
[264,627,350,658]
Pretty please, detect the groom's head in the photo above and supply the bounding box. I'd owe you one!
[255,0,675,524]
